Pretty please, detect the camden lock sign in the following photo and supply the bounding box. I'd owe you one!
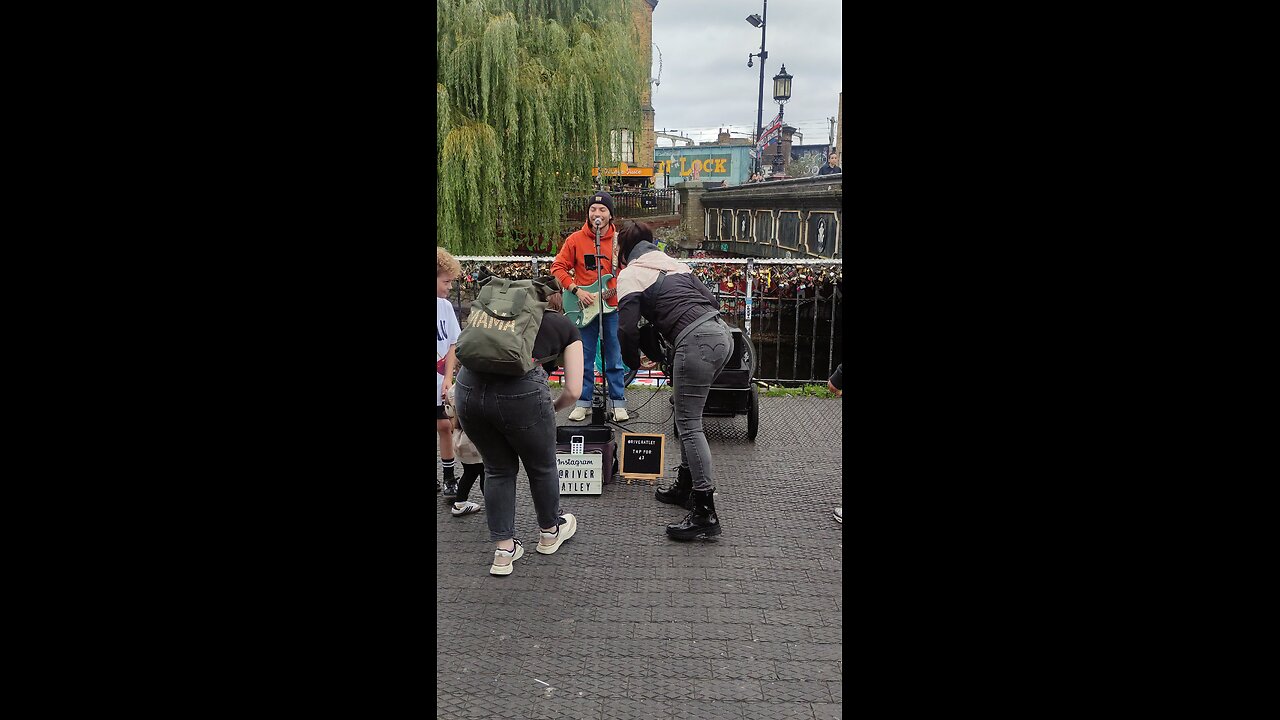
[557,454,603,495]
[655,156,732,177]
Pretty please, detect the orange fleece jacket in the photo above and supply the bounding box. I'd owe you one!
[550,221,620,307]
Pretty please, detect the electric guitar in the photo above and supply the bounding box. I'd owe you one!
[562,274,618,328]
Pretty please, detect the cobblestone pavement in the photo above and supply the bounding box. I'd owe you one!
[437,388,843,720]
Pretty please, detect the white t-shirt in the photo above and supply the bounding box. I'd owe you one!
[437,297,462,406]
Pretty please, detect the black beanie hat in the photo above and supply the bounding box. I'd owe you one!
[588,191,615,219]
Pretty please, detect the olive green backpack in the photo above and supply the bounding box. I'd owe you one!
[456,276,557,376]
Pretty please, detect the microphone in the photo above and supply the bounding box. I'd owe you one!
[593,217,603,229]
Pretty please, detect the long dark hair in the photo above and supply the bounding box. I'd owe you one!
[616,220,653,269]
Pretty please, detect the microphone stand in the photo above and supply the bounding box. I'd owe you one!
[590,219,610,427]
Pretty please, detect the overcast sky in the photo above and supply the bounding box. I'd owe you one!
[649,0,842,148]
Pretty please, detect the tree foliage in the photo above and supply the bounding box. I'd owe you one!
[437,0,645,254]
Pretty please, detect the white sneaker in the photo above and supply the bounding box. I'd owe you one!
[451,500,483,517]
[568,407,588,422]
[612,408,629,422]
[833,507,842,524]
[490,539,524,576]
[536,514,577,554]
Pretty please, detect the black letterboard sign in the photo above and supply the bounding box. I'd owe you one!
[620,433,665,479]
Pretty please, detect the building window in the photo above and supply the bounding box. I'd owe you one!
[610,129,634,163]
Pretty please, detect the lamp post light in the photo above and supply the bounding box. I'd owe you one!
[771,64,792,177]
[746,2,767,177]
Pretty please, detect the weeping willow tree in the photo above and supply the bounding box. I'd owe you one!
[438,0,645,254]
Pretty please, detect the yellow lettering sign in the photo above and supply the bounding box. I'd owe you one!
[659,156,731,176]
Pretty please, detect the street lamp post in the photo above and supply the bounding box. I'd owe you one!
[771,64,793,177]
[746,2,767,177]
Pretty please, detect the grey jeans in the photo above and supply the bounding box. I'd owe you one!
[455,366,562,541]
[672,317,733,492]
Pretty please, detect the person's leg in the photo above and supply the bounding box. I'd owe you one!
[671,321,732,493]
[455,462,483,502]
[496,369,579,554]
[452,462,485,516]
[454,372,518,546]
[576,318,599,410]
[601,311,627,410]
[666,320,731,540]
[436,406,454,493]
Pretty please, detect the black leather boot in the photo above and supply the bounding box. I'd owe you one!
[666,488,721,540]
[655,465,693,507]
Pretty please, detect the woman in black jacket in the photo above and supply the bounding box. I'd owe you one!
[614,222,732,539]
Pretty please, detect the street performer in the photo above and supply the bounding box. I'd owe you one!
[551,190,629,422]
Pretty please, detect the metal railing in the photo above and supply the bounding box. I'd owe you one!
[561,188,678,222]
[448,256,842,385]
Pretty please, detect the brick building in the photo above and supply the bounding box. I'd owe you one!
[596,0,659,190]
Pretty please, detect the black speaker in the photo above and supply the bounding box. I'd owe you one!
[557,425,613,444]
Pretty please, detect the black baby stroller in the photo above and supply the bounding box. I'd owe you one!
[628,319,760,442]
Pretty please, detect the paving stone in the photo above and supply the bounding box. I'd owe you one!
[589,637,671,658]
[722,640,791,661]
[571,620,632,638]
[589,607,655,624]
[751,624,813,643]
[691,678,765,702]
[699,623,755,641]
[553,672,633,700]
[599,697,668,720]
[688,579,797,596]
[738,703,823,720]
[656,607,709,623]
[667,592,726,608]
[703,567,758,582]
[646,656,714,678]
[774,660,841,681]
[664,699,748,720]
[790,581,841,598]
[718,557,776,570]
[437,691,531,720]
[760,680,833,704]
[631,621,693,640]
[663,638,724,659]
[585,657,652,678]
[827,681,842,703]
[761,610,826,627]
[627,675,697,701]
[785,642,842,662]
[770,557,826,571]
[528,696,604,720]
[709,657,778,680]
[778,595,839,612]
[816,557,841,573]
[723,594,782,610]
[811,703,843,720]
[713,608,766,624]
[617,592,668,607]
[677,555,729,568]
